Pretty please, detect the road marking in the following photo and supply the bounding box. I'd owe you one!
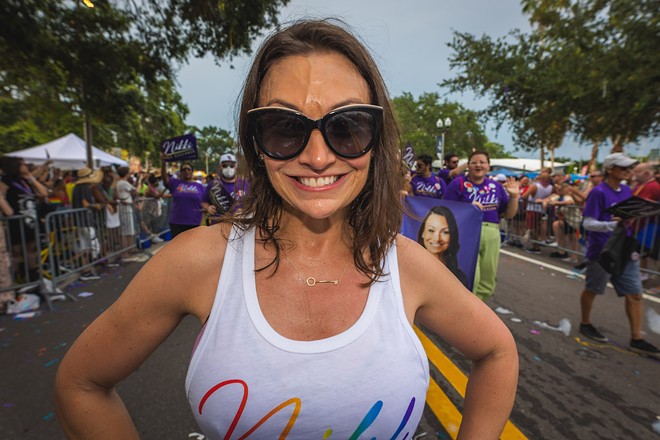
[414,327,527,439]
[500,249,660,304]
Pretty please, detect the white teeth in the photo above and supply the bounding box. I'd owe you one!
[298,176,338,187]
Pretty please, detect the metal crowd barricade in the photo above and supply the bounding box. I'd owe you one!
[501,201,660,277]
[42,208,99,307]
[2,196,174,313]
[0,214,44,306]
[133,196,171,250]
[41,204,140,306]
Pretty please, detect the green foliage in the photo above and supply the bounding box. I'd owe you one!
[443,29,569,154]
[391,92,489,159]
[189,125,235,171]
[443,0,659,154]
[0,0,288,157]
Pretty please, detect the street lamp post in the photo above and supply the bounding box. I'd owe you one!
[436,117,452,162]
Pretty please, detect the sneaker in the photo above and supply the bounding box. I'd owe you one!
[579,323,608,342]
[574,261,587,270]
[545,240,558,247]
[629,339,660,355]
[550,251,568,258]
[79,272,100,281]
[562,256,578,263]
[151,235,164,243]
[524,247,541,255]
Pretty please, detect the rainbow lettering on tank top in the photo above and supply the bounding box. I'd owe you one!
[198,379,417,439]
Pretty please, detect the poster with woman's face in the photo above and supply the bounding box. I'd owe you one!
[401,197,482,290]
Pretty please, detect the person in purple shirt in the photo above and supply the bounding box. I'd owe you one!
[445,151,519,300]
[437,152,468,186]
[578,153,658,355]
[411,154,446,198]
[161,160,207,238]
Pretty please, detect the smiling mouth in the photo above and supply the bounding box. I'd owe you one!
[296,175,340,188]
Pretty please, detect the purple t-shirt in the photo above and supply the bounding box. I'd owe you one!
[204,178,250,224]
[583,182,632,261]
[437,169,454,185]
[445,176,510,224]
[167,177,205,225]
[411,173,446,199]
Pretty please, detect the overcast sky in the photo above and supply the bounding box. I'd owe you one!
[176,0,655,163]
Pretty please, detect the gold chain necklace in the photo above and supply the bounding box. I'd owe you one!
[283,252,349,287]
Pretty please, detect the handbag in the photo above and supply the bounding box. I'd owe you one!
[598,224,638,276]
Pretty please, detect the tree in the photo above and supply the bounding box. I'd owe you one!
[521,0,659,170]
[0,0,289,162]
[443,28,572,169]
[391,92,491,160]
[190,126,235,174]
[444,0,659,171]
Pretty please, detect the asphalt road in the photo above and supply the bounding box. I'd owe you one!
[1,245,658,439]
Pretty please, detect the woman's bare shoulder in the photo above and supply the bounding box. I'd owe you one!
[132,222,234,322]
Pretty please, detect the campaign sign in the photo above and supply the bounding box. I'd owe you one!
[605,196,660,219]
[160,133,198,162]
[402,141,415,169]
[401,196,482,291]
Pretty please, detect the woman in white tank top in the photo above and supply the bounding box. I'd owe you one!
[55,20,518,440]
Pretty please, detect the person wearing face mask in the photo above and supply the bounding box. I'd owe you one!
[203,153,249,225]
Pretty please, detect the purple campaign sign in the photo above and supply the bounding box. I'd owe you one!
[401,196,482,291]
[403,141,415,169]
[160,133,198,162]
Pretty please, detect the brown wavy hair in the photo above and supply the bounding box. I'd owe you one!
[232,19,402,286]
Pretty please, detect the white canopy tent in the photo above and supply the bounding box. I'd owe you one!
[6,133,128,169]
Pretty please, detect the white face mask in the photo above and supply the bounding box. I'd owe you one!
[221,165,236,179]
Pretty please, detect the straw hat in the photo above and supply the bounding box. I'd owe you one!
[76,167,104,184]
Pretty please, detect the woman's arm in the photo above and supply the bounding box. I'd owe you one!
[55,225,227,439]
[398,236,518,440]
[22,172,49,198]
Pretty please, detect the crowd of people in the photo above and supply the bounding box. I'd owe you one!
[55,19,519,439]
[403,150,659,355]
[0,18,655,439]
[0,154,247,313]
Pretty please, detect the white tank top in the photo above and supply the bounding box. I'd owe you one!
[185,227,429,440]
[526,182,553,212]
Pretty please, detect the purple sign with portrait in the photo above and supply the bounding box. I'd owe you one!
[401,196,482,291]
[160,133,198,162]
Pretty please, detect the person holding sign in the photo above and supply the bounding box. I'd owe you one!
[578,153,659,355]
[160,160,207,238]
[444,151,519,300]
[55,20,518,439]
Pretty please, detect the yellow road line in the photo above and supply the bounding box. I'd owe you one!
[415,326,527,439]
[425,378,461,439]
